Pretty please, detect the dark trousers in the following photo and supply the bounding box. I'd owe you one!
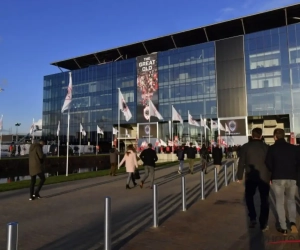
[110,163,117,175]
[245,180,270,227]
[30,173,46,197]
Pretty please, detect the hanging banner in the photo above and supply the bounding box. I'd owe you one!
[136,53,159,123]
[290,132,295,145]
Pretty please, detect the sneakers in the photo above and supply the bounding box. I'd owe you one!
[29,197,35,201]
[277,228,288,235]
[139,181,144,189]
[178,170,182,175]
[290,222,298,233]
[261,225,269,232]
[33,194,42,199]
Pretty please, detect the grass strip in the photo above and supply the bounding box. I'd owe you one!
[0,161,178,193]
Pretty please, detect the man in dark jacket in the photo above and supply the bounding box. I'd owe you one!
[109,146,119,176]
[29,140,46,201]
[212,144,223,174]
[265,128,300,235]
[237,128,270,231]
[187,143,197,174]
[139,143,158,189]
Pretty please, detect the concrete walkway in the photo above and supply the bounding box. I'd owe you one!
[0,160,299,250]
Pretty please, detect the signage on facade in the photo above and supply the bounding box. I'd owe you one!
[136,54,159,123]
[219,118,247,136]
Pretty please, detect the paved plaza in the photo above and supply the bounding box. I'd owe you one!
[0,160,299,250]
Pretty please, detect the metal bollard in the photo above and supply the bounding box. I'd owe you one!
[78,168,81,174]
[7,222,18,250]
[224,164,228,186]
[232,162,236,182]
[104,197,111,250]
[214,168,218,192]
[201,170,205,200]
[153,184,158,227]
[181,176,186,211]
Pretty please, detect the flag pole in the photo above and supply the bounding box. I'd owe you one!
[0,131,2,160]
[171,105,174,153]
[117,88,120,165]
[58,134,60,157]
[79,127,81,157]
[200,115,203,146]
[188,110,190,142]
[96,127,98,156]
[204,117,207,147]
[66,109,70,176]
[149,102,151,143]
[32,118,35,143]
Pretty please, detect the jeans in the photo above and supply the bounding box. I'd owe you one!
[245,180,270,227]
[214,165,221,174]
[141,165,155,187]
[179,160,184,171]
[272,179,297,230]
[30,173,46,197]
[126,172,136,185]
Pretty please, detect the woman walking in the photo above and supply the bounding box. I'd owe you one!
[118,145,138,189]
[200,144,209,174]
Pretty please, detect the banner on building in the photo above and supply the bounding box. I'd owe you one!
[218,117,247,136]
[137,122,158,139]
[136,53,159,123]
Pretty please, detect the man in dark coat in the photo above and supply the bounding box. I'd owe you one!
[139,143,158,189]
[237,128,270,231]
[29,140,46,200]
[212,144,223,174]
[177,145,185,174]
[186,143,197,174]
[109,146,119,176]
[265,128,300,235]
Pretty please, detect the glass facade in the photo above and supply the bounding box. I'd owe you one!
[43,22,300,144]
[244,23,300,133]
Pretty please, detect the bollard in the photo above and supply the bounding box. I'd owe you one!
[181,176,186,211]
[224,164,228,186]
[201,170,205,200]
[214,168,218,192]
[78,168,81,174]
[232,162,236,182]
[104,197,111,250]
[153,184,158,227]
[6,222,18,250]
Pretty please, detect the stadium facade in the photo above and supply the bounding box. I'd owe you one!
[43,3,300,146]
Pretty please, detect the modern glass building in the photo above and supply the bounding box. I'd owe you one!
[43,4,300,146]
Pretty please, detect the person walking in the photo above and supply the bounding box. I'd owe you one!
[139,143,158,189]
[200,144,209,174]
[18,145,21,156]
[186,143,197,174]
[29,140,46,201]
[177,145,185,174]
[118,145,138,189]
[212,144,223,174]
[109,145,119,176]
[265,128,300,235]
[237,128,270,231]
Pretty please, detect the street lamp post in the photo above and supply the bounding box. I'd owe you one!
[15,123,21,142]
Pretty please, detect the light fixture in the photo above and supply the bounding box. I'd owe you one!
[292,17,300,20]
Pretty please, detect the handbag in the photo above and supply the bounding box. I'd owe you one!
[134,169,140,179]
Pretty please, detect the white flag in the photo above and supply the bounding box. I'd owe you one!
[97,125,104,135]
[80,123,86,136]
[149,99,163,120]
[125,129,130,137]
[225,123,231,135]
[61,72,72,113]
[119,89,132,121]
[172,106,183,124]
[113,127,118,135]
[160,139,167,146]
[211,120,218,129]
[29,119,35,135]
[188,112,200,127]
[200,115,205,127]
[218,121,226,131]
[168,140,173,146]
[0,115,3,131]
[194,141,200,148]
[57,121,60,136]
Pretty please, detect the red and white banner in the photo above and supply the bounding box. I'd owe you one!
[290,132,296,145]
[61,72,73,113]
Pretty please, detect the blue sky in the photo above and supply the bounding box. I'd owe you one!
[0,0,298,133]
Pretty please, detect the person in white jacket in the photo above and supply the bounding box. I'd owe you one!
[118,144,138,189]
